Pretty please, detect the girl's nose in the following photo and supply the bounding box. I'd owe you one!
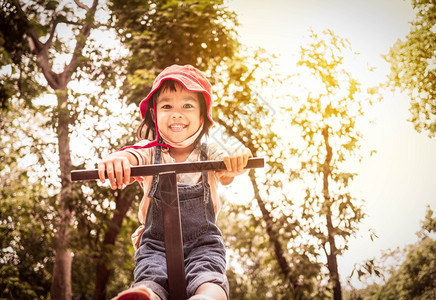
[171,112,182,119]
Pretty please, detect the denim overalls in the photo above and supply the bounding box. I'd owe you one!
[133,145,229,300]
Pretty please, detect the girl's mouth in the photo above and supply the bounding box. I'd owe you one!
[169,124,187,132]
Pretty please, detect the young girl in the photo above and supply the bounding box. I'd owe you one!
[98,65,252,300]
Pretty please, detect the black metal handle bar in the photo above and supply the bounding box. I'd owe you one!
[71,157,264,182]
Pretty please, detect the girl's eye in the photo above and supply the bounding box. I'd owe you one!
[184,104,194,109]
[161,104,172,109]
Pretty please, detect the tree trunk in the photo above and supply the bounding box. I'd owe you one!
[16,0,99,297]
[322,127,342,300]
[94,262,110,300]
[326,211,342,300]
[51,90,74,300]
[93,186,137,300]
[214,117,300,297]
[248,170,300,298]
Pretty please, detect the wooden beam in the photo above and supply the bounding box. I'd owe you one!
[159,171,187,300]
[71,157,264,182]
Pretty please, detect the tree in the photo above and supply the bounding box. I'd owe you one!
[369,207,436,300]
[286,29,373,299]
[0,90,140,300]
[385,0,436,137]
[0,1,105,298]
[108,0,238,105]
[0,101,54,299]
[210,47,325,299]
[69,176,141,300]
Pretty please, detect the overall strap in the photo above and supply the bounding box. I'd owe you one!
[153,145,163,165]
[148,146,163,197]
[199,143,208,162]
[199,143,209,185]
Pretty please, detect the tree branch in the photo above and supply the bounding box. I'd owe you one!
[12,0,63,88]
[26,33,60,89]
[74,0,90,11]
[62,0,99,84]
[44,17,60,49]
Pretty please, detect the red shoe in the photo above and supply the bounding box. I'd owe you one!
[113,285,153,300]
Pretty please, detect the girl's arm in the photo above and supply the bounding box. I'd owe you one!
[98,151,139,190]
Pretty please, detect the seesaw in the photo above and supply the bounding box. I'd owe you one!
[71,157,264,300]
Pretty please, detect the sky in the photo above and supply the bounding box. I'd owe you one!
[227,0,436,288]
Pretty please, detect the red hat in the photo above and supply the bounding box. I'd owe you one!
[139,64,213,125]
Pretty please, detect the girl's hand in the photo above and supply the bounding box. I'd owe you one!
[215,147,252,185]
[98,152,140,190]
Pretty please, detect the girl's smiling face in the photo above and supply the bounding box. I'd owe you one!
[155,86,203,144]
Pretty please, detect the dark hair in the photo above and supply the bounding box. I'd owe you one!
[136,80,212,147]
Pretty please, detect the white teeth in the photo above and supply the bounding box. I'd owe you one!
[170,125,186,130]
